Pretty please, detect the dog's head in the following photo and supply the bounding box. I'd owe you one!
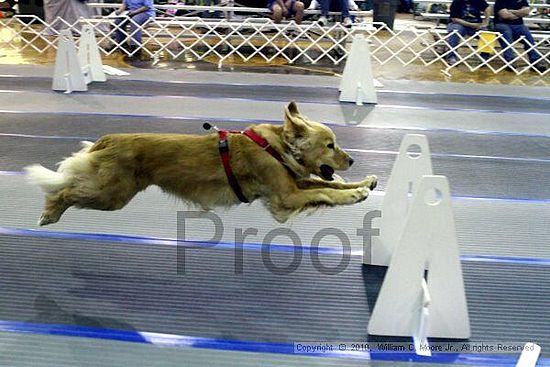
[282,101,353,181]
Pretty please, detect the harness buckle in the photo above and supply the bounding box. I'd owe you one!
[219,139,229,153]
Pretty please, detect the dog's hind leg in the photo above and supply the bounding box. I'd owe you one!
[39,178,141,225]
[39,190,74,226]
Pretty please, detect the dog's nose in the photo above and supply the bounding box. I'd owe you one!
[349,158,354,167]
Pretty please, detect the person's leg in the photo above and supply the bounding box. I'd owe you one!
[464,25,478,48]
[202,0,222,18]
[329,0,350,24]
[202,0,211,18]
[446,22,467,60]
[285,0,296,18]
[511,24,541,63]
[399,0,412,12]
[114,17,129,45]
[293,1,305,23]
[270,3,284,23]
[214,0,223,18]
[320,0,330,17]
[495,23,514,62]
[318,0,330,24]
[338,0,350,19]
[128,13,151,47]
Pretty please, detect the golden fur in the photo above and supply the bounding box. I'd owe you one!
[25,102,377,225]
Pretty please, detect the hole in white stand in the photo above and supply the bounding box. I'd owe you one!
[407,144,422,159]
[425,188,443,206]
[407,181,413,197]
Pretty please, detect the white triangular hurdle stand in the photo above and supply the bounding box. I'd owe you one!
[52,25,106,93]
[368,176,471,346]
[367,134,433,266]
[365,134,470,355]
[339,34,378,105]
[52,30,87,93]
[78,25,106,84]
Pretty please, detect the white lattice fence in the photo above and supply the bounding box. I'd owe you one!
[0,15,548,75]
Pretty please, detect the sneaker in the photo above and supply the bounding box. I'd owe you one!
[308,0,319,10]
[318,16,328,26]
[447,56,457,65]
[342,17,353,27]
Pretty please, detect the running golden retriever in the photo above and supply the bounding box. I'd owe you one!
[25,102,377,225]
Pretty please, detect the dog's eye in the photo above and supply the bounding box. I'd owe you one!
[327,143,335,149]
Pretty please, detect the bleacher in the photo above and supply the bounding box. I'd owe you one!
[413,0,549,33]
[87,1,374,23]
[10,0,544,71]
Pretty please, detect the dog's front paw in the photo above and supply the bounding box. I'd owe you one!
[332,173,346,183]
[362,175,378,190]
[352,186,370,203]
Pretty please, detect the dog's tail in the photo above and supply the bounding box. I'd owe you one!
[24,164,69,193]
[24,141,94,193]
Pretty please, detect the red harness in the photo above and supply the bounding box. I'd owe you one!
[217,129,284,203]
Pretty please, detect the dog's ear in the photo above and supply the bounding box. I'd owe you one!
[283,101,308,143]
[286,101,300,117]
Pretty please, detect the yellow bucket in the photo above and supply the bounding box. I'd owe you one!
[477,31,498,54]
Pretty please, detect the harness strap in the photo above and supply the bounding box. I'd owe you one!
[243,130,284,163]
[217,129,283,203]
[218,130,249,203]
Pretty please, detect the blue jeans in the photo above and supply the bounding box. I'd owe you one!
[202,0,222,18]
[400,0,412,12]
[115,13,153,46]
[495,23,541,63]
[446,23,484,59]
[321,0,350,18]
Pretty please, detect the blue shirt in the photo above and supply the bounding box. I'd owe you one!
[494,0,529,24]
[449,0,488,23]
[124,0,156,17]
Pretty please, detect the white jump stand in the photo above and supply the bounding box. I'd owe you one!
[368,175,471,351]
[78,25,106,84]
[52,25,106,93]
[52,30,87,93]
[516,343,541,367]
[339,34,377,105]
[366,134,433,266]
